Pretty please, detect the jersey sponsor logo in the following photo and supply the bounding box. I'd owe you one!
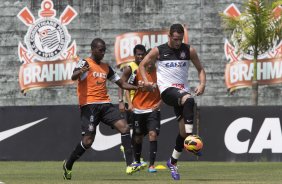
[91,116,176,151]
[165,61,187,68]
[17,0,78,93]
[0,118,47,142]
[223,4,282,92]
[93,72,107,79]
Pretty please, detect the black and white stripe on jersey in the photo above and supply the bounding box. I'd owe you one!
[75,59,89,70]
[158,43,190,61]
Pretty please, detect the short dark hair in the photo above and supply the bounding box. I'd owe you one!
[133,44,146,55]
[91,38,105,50]
[169,24,184,35]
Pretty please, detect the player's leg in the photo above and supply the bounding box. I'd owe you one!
[101,103,140,174]
[132,113,148,169]
[63,104,98,180]
[132,113,143,163]
[114,119,143,174]
[161,87,190,180]
[147,110,160,173]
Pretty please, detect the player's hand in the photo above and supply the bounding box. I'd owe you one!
[80,65,90,74]
[152,100,161,111]
[127,104,133,112]
[194,84,205,96]
[137,80,144,88]
[143,81,155,92]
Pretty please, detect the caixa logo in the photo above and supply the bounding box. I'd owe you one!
[224,117,282,154]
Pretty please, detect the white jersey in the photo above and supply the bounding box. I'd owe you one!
[156,43,191,93]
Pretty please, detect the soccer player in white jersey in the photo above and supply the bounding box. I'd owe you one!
[139,24,206,180]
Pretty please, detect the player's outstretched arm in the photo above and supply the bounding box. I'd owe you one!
[139,47,159,90]
[115,79,138,90]
[190,46,206,96]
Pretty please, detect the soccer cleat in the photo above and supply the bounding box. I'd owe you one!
[63,160,72,180]
[133,160,147,170]
[194,151,202,156]
[126,163,142,175]
[140,160,148,169]
[148,165,157,173]
[166,159,180,180]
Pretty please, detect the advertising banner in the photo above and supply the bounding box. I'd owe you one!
[1,105,281,161]
[114,28,189,66]
[17,0,78,93]
[223,4,282,92]
[0,105,197,161]
[199,106,282,161]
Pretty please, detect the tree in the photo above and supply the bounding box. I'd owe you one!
[220,0,282,105]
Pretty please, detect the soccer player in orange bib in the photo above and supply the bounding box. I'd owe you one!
[63,38,142,180]
[130,58,161,173]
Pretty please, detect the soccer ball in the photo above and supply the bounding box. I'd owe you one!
[184,135,203,153]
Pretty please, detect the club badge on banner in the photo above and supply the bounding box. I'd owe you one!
[17,0,78,93]
[114,27,189,67]
[223,4,282,92]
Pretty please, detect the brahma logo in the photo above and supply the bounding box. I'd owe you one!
[114,27,189,66]
[17,0,78,93]
[223,4,282,92]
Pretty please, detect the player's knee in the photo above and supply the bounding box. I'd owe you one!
[184,97,194,107]
[181,94,193,105]
[119,123,130,134]
[82,136,94,149]
[115,119,130,134]
[148,131,157,141]
[133,135,143,144]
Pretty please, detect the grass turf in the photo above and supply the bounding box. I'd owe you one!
[0,161,281,184]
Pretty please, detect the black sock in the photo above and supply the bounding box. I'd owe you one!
[170,134,185,165]
[149,141,157,166]
[133,142,142,163]
[121,133,133,166]
[66,142,86,170]
[175,134,185,152]
[171,157,178,165]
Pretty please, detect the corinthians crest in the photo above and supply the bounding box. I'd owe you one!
[17,0,78,93]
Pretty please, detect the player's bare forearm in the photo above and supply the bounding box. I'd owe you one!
[71,70,82,80]
[194,69,206,96]
[116,79,138,90]
[199,68,206,87]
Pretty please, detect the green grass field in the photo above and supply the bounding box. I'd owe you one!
[0,161,281,184]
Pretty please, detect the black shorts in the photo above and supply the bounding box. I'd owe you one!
[80,103,124,135]
[133,110,161,136]
[161,87,190,120]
